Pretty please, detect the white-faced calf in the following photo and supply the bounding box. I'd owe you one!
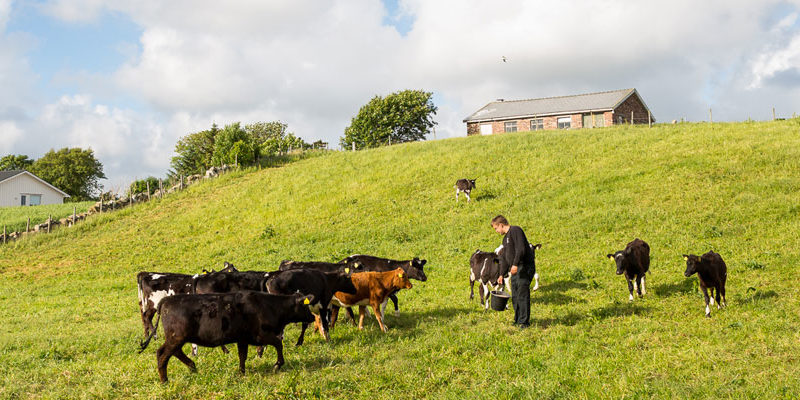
[683,251,727,317]
[606,238,650,301]
[455,179,476,202]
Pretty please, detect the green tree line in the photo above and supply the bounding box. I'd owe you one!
[0,148,105,201]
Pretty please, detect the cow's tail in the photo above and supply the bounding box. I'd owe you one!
[138,302,163,353]
[136,272,145,313]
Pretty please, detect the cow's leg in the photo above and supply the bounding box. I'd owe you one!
[504,277,512,294]
[191,343,198,357]
[157,342,179,383]
[390,293,399,317]
[220,345,230,354]
[173,346,197,373]
[372,302,388,333]
[709,287,715,306]
[702,286,711,317]
[329,305,340,331]
[483,284,490,309]
[465,190,471,202]
[142,308,155,337]
[345,307,358,323]
[295,322,308,346]
[470,277,475,300]
[640,275,646,295]
[627,279,634,301]
[319,307,330,341]
[533,273,540,291]
[455,188,459,201]
[720,280,727,307]
[636,276,643,297]
[264,335,284,372]
[358,305,367,330]
[714,286,722,309]
[237,342,248,374]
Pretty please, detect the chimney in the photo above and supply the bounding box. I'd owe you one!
[496,98,504,102]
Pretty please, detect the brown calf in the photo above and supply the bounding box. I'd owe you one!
[329,268,412,332]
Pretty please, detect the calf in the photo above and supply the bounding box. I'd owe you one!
[139,291,315,383]
[493,244,542,290]
[607,238,651,301]
[339,254,427,317]
[469,250,507,309]
[683,251,728,317]
[278,260,355,274]
[455,178,476,202]
[192,270,269,294]
[264,269,357,345]
[137,272,195,338]
[329,268,413,332]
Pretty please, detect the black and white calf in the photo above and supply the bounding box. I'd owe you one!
[683,251,728,317]
[469,250,508,309]
[606,238,651,301]
[454,179,476,202]
[494,244,541,290]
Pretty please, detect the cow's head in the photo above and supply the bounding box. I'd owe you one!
[293,294,317,323]
[221,262,237,273]
[392,268,413,289]
[606,249,630,275]
[683,254,702,277]
[469,179,476,189]
[405,258,427,281]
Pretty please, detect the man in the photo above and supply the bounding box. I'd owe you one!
[491,215,535,328]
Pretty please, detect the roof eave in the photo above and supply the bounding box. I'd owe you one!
[1,171,70,198]
[465,108,615,123]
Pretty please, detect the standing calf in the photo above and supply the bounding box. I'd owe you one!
[683,251,727,317]
[606,238,650,301]
[454,179,476,202]
[329,268,413,332]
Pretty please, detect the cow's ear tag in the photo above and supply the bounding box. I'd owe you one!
[683,256,689,261]
[303,298,310,305]
[398,272,404,278]
[345,267,350,274]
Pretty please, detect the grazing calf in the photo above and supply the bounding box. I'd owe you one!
[606,238,651,301]
[264,269,357,345]
[455,179,476,202]
[139,291,315,383]
[683,251,728,317]
[329,268,413,332]
[494,244,541,290]
[339,254,427,317]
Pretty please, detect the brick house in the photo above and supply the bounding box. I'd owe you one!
[463,88,654,135]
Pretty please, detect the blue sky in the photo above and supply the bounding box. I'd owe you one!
[1,0,799,188]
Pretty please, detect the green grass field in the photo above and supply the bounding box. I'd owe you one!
[0,201,94,233]
[1,121,799,399]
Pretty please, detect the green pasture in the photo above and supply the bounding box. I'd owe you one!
[0,201,94,233]
[1,120,799,399]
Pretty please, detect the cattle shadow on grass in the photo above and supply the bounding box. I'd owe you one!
[591,302,651,319]
[327,305,474,341]
[537,280,589,293]
[473,192,497,201]
[652,279,694,296]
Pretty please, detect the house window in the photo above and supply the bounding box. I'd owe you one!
[29,195,41,206]
[21,195,26,206]
[530,119,543,131]
[480,124,493,135]
[504,121,517,132]
[557,117,571,129]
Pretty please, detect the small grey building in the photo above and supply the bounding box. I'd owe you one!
[0,170,70,207]
[463,88,655,135]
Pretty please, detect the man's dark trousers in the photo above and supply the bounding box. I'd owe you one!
[511,271,532,326]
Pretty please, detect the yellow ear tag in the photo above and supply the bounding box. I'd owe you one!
[398,272,404,278]
[303,298,310,305]
[345,267,350,274]
[683,256,689,261]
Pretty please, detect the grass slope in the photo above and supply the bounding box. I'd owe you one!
[1,121,799,399]
[0,201,94,233]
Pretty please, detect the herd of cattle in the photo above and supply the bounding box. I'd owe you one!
[136,239,728,382]
[137,255,426,382]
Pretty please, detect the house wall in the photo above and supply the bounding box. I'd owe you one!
[612,94,652,125]
[0,173,67,207]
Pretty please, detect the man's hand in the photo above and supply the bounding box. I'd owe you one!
[510,265,519,275]
[497,276,503,285]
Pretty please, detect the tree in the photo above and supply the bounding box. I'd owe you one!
[28,148,105,201]
[0,154,34,170]
[246,121,310,157]
[340,90,437,149]
[170,124,219,177]
[211,122,257,166]
[129,176,161,195]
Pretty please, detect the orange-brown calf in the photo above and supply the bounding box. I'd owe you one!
[329,268,412,332]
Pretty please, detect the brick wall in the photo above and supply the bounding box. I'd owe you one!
[466,110,627,134]
[613,93,652,125]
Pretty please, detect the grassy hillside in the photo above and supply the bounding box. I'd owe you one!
[0,201,94,233]
[1,121,799,399]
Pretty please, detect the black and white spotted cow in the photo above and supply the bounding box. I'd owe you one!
[683,251,728,317]
[494,243,541,290]
[469,250,508,309]
[455,179,476,202]
[606,238,651,301]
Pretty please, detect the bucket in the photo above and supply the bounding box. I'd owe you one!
[490,290,510,311]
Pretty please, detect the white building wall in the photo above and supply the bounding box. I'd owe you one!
[0,173,68,207]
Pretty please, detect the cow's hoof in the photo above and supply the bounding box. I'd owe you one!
[272,364,282,373]
[532,285,539,291]
[394,311,400,318]
[705,313,711,318]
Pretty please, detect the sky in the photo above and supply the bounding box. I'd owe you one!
[1,0,800,189]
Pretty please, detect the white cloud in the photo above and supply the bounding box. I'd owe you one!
[0,121,23,153]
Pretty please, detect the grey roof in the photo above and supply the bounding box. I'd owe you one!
[463,88,650,122]
[0,170,24,183]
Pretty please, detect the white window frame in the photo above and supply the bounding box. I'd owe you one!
[504,121,518,133]
[557,117,571,129]
[530,118,544,131]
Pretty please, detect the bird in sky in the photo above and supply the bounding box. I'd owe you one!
[502,56,507,62]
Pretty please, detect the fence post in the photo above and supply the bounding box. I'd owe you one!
[630,111,634,125]
[27,217,30,233]
[47,214,51,233]
[129,184,133,205]
[709,108,713,125]
[73,206,76,227]
[180,175,184,191]
[3,225,6,244]
[159,179,163,199]
[352,142,356,152]
[648,111,652,128]
[100,194,103,213]
[147,181,151,202]
[773,107,776,121]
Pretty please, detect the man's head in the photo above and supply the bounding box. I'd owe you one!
[491,215,510,234]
